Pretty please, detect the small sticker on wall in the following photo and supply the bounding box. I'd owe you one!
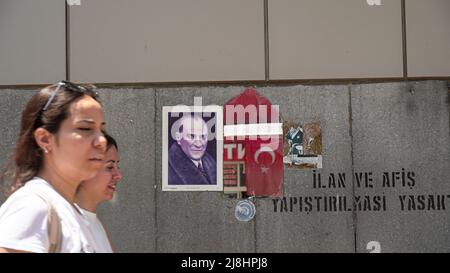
[283,121,322,169]
[235,199,256,221]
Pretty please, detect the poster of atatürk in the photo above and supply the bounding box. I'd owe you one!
[162,105,223,191]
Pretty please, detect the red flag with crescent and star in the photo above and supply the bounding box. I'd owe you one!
[223,88,283,198]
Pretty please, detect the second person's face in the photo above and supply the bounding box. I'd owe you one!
[80,146,121,202]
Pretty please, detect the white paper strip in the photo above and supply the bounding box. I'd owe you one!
[224,123,283,137]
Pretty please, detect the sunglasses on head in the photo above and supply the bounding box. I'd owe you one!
[42,81,97,111]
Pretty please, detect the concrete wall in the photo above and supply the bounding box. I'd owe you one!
[1,80,449,252]
[406,0,450,77]
[1,0,448,253]
[69,0,265,83]
[269,0,403,79]
[1,0,450,85]
[0,0,65,85]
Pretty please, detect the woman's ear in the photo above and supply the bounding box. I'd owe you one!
[34,128,53,153]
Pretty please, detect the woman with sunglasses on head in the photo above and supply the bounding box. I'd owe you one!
[75,134,122,253]
[0,81,107,253]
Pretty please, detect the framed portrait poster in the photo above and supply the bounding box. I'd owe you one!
[162,105,223,191]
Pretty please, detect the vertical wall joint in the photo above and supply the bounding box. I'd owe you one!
[401,0,408,79]
[264,0,270,81]
[65,3,70,81]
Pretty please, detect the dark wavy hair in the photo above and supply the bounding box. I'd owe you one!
[1,81,101,196]
[105,134,118,151]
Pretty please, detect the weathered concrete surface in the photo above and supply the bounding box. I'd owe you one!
[97,88,156,253]
[0,88,157,252]
[351,81,450,252]
[0,81,449,252]
[254,85,355,252]
[0,89,36,203]
[155,87,255,252]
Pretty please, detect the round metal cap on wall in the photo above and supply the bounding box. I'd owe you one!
[235,199,256,222]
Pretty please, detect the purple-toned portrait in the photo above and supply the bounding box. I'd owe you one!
[162,106,223,191]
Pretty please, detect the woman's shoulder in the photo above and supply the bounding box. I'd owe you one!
[0,179,57,253]
[1,177,81,227]
[1,177,63,217]
[0,183,49,215]
[7,178,50,201]
[18,177,67,205]
[0,184,49,232]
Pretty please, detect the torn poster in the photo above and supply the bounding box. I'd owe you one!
[283,121,323,169]
[223,88,283,198]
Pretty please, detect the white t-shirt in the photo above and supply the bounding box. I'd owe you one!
[0,177,96,253]
[78,208,113,253]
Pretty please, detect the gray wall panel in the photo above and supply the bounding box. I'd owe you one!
[0,0,65,85]
[155,87,255,252]
[269,0,403,79]
[406,0,450,77]
[0,89,35,202]
[97,88,157,252]
[0,81,449,252]
[254,85,354,252]
[351,81,450,252]
[69,0,265,83]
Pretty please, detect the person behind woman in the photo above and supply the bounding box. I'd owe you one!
[75,134,122,253]
[0,81,107,253]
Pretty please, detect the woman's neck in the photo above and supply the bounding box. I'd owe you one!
[75,192,98,213]
[37,169,78,204]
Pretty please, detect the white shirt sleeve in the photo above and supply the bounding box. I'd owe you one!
[0,194,50,253]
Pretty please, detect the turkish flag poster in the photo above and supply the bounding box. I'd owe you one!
[244,137,284,198]
[223,88,283,198]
